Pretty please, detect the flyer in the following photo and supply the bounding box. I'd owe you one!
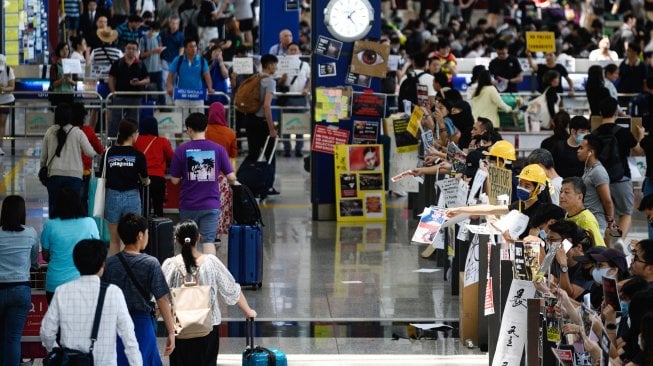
[352,120,379,144]
[311,125,350,154]
[315,35,343,60]
[351,92,386,118]
[411,207,447,244]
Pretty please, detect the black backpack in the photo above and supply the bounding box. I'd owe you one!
[232,184,264,226]
[592,124,625,183]
[397,71,427,112]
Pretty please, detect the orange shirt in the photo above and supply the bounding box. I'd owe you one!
[206,125,238,158]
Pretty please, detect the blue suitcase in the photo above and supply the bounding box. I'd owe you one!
[228,224,263,288]
[242,318,287,366]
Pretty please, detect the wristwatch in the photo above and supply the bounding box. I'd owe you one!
[560,265,568,273]
[606,323,617,330]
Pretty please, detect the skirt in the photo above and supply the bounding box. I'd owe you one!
[169,325,220,366]
[217,173,233,236]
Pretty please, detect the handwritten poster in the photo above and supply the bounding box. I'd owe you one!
[436,178,459,208]
[315,87,351,122]
[492,280,537,366]
[232,57,255,75]
[464,234,480,286]
[488,166,513,205]
[312,125,350,154]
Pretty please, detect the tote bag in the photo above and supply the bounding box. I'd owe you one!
[170,258,213,339]
[92,148,109,218]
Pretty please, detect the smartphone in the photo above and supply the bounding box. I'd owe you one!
[562,239,573,253]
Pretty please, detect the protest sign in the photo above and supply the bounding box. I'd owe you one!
[488,166,513,205]
[492,280,537,366]
[411,207,446,244]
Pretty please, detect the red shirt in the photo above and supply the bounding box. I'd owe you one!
[133,135,174,178]
[81,126,103,175]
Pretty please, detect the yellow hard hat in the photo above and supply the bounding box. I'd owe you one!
[517,164,548,185]
[484,140,516,161]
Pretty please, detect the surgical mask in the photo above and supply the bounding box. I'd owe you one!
[620,301,629,318]
[592,267,612,284]
[151,31,160,38]
[640,335,644,350]
[516,186,532,201]
[575,133,586,145]
[539,230,547,241]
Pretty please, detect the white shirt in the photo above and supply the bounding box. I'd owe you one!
[398,68,436,97]
[588,49,618,62]
[285,60,310,93]
[0,66,16,104]
[40,276,143,366]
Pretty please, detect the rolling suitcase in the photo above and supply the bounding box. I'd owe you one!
[242,318,287,366]
[237,136,277,197]
[228,224,263,288]
[141,185,175,264]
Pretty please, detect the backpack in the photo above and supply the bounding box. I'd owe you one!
[234,74,268,114]
[397,71,427,112]
[526,88,558,129]
[232,184,264,226]
[592,124,625,183]
[170,260,213,339]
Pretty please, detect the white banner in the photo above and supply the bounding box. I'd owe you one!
[492,280,537,366]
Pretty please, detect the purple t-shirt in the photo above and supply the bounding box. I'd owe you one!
[170,139,233,210]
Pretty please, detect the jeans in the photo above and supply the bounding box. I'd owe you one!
[110,96,142,139]
[0,284,31,366]
[179,209,221,246]
[47,175,83,218]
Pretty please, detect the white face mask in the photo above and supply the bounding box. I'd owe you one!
[592,267,612,283]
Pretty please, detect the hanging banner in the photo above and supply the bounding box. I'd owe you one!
[492,280,537,366]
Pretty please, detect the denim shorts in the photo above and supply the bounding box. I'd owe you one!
[105,188,141,224]
[179,209,221,245]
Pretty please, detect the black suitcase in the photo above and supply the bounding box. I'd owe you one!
[141,185,174,263]
[237,136,276,197]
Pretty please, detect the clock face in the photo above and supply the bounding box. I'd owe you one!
[324,0,374,42]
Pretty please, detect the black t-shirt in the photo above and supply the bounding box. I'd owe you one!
[536,63,569,94]
[586,86,611,116]
[101,145,148,191]
[551,140,584,178]
[489,56,523,93]
[594,123,637,178]
[108,58,149,94]
[641,135,653,178]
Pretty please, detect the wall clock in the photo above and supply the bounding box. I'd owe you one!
[324,0,375,42]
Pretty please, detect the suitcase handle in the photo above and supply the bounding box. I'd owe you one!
[246,317,255,350]
[257,136,277,165]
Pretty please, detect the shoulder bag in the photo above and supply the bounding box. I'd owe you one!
[92,147,110,218]
[44,282,109,366]
[170,256,213,339]
[116,252,157,317]
[39,126,75,187]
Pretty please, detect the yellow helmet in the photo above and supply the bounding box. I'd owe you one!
[517,164,548,185]
[484,140,516,161]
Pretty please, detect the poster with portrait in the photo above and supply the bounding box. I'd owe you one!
[315,35,343,60]
[345,70,372,88]
[319,63,337,77]
[350,40,391,78]
[334,144,386,222]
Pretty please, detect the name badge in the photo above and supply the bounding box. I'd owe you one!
[173,88,206,101]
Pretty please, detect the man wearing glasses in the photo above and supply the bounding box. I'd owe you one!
[630,240,653,288]
[108,40,150,138]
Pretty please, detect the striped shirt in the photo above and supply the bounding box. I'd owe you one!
[63,0,82,18]
[90,46,123,79]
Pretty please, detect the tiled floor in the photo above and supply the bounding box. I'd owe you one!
[8,136,649,365]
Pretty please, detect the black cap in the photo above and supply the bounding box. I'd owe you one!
[572,246,607,264]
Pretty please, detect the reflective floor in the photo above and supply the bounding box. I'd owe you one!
[8,136,649,365]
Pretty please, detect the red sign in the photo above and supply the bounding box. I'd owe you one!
[351,92,386,118]
[311,125,350,154]
[23,293,48,336]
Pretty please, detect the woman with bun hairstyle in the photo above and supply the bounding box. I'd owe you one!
[161,220,257,366]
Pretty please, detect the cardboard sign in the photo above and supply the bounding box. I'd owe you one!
[526,31,556,53]
[281,112,311,135]
[350,40,391,78]
[25,112,53,135]
[275,55,302,77]
[232,57,255,75]
[492,280,537,366]
[488,165,513,205]
[352,120,379,144]
[154,111,183,134]
[312,125,350,154]
[351,92,386,118]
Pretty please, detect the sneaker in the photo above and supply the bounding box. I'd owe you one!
[267,188,281,195]
[295,151,303,157]
[0,147,5,156]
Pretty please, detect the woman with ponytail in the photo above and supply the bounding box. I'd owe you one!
[100,118,149,255]
[162,220,257,365]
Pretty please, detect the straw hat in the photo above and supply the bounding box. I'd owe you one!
[97,28,118,44]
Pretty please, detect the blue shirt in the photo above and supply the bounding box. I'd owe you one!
[116,22,144,49]
[161,30,185,63]
[169,55,209,90]
[41,217,99,292]
[0,226,39,283]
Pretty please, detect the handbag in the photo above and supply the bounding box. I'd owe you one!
[39,127,74,187]
[92,147,110,218]
[170,257,213,339]
[44,282,109,366]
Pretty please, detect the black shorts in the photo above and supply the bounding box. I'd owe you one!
[0,101,14,115]
[239,18,254,31]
